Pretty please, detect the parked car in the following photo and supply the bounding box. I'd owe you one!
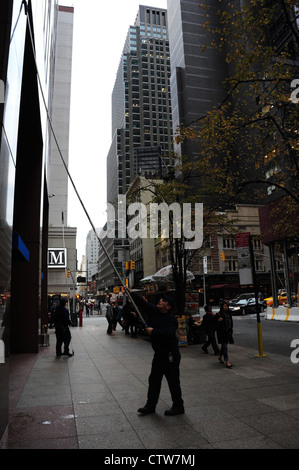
[230,297,265,315]
[229,293,255,304]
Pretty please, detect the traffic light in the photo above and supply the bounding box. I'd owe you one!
[125,261,129,270]
[66,270,70,278]
[130,261,135,270]
[220,252,226,261]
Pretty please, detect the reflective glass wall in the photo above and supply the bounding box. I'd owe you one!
[0,0,58,440]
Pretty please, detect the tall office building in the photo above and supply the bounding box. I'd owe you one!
[167,0,227,161]
[107,5,173,205]
[0,1,75,440]
[102,5,174,289]
[86,228,101,289]
[47,6,76,299]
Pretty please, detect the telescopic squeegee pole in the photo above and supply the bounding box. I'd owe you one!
[95,234,148,328]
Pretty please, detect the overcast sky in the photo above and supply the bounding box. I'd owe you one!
[61,0,167,263]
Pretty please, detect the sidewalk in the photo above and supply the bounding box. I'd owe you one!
[1,314,299,449]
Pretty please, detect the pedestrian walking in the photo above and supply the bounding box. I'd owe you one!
[114,301,123,330]
[125,288,184,416]
[54,298,73,357]
[105,299,115,335]
[85,301,89,317]
[122,300,138,338]
[215,301,234,368]
[201,304,220,355]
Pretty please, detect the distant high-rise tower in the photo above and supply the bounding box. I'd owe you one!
[107,5,173,204]
[167,0,227,161]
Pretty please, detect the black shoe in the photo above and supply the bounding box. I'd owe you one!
[202,347,208,354]
[137,406,155,415]
[56,353,62,357]
[62,352,74,357]
[164,407,185,416]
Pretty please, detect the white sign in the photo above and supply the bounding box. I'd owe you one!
[237,247,251,269]
[48,248,67,268]
[0,340,4,363]
[203,256,208,274]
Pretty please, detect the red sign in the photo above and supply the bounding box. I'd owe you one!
[235,232,251,248]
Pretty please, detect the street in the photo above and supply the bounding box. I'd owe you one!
[232,313,299,358]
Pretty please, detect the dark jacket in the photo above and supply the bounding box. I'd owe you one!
[122,302,138,326]
[215,310,234,344]
[202,312,218,333]
[130,292,179,354]
[54,305,71,328]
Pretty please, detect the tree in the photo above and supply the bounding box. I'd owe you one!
[129,1,299,312]
[127,164,237,315]
[177,0,299,224]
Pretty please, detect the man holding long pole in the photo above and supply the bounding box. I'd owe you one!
[124,287,184,416]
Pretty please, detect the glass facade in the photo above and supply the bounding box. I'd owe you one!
[0,0,59,441]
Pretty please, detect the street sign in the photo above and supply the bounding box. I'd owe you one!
[203,256,208,274]
[236,233,253,284]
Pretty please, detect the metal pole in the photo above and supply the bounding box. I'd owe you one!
[249,236,267,357]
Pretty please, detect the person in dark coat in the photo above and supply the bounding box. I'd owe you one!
[122,300,138,337]
[106,299,115,335]
[201,304,220,355]
[54,299,73,357]
[215,301,234,368]
[125,288,184,416]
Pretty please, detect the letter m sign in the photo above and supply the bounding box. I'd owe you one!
[48,248,67,268]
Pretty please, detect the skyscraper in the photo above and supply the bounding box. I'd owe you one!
[0,0,74,441]
[101,5,174,289]
[47,6,76,299]
[167,0,227,161]
[107,5,173,205]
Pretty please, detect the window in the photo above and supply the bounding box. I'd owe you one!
[252,236,262,250]
[225,257,238,272]
[223,236,236,249]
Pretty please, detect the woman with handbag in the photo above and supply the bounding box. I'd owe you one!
[216,301,234,368]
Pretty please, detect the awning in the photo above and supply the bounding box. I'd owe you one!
[210,284,240,289]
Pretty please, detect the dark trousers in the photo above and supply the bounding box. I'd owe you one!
[203,330,220,354]
[147,350,184,409]
[106,318,114,334]
[55,325,71,355]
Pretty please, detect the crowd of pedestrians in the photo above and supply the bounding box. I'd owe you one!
[105,296,145,338]
[102,294,234,369]
[49,295,234,369]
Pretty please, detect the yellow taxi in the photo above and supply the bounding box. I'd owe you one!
[264,291,296,306]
